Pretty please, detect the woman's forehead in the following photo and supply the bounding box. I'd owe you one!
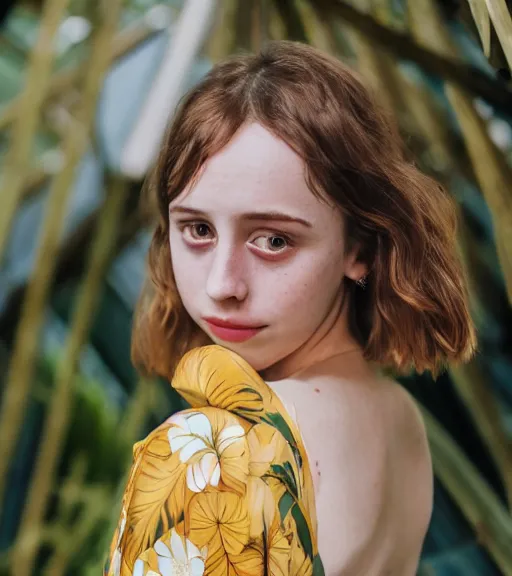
[170,123,332,222]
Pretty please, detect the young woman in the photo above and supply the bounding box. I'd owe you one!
[105,41,476,576]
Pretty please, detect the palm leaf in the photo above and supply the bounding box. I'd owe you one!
[420,404,512,574]
[479,0,512,69]
[467,0,492,57]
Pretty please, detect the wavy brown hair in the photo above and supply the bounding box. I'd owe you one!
[132,40,477,381]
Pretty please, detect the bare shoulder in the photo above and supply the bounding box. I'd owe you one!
[379,377,433,497]
[318,371,431,466]
[306,371,433,482]
[379,376,430,449]
[281,371,433,574]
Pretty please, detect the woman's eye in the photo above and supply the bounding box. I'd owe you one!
[180,224,291,254]
[182,223,212,242]
[252,234,290,253]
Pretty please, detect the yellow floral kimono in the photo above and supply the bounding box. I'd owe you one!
[105,345,325,576]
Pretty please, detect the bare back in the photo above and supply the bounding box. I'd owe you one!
[267,353,433,576]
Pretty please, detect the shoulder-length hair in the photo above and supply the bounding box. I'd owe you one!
[132,40,476,381]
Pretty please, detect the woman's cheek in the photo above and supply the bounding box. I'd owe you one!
[270,276,314,314]
[172,258,199,308]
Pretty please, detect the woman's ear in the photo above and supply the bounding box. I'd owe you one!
[344,243,368,282]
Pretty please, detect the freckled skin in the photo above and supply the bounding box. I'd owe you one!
[168,122,366,381]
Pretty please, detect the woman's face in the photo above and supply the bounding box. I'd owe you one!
[169,123,361,375]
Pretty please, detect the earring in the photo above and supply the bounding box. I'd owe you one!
[355,275,368,290]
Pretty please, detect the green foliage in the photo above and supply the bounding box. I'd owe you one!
[19,352,136,574]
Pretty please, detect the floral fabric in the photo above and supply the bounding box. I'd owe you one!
[105,345,324,576]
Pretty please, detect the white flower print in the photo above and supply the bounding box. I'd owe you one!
[111,548,121,576]
[111,509,127,575]
[167,412,245,492]
[132,529,207,576]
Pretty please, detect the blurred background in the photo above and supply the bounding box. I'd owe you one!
[0,0,511,574]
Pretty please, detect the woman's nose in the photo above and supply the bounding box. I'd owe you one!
[205,246,249,302]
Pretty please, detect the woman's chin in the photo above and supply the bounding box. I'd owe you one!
[191,323,287,373]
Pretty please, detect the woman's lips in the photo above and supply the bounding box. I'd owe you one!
[204,321,265,343]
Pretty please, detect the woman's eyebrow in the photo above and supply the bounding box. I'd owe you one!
[169,206,313,228]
